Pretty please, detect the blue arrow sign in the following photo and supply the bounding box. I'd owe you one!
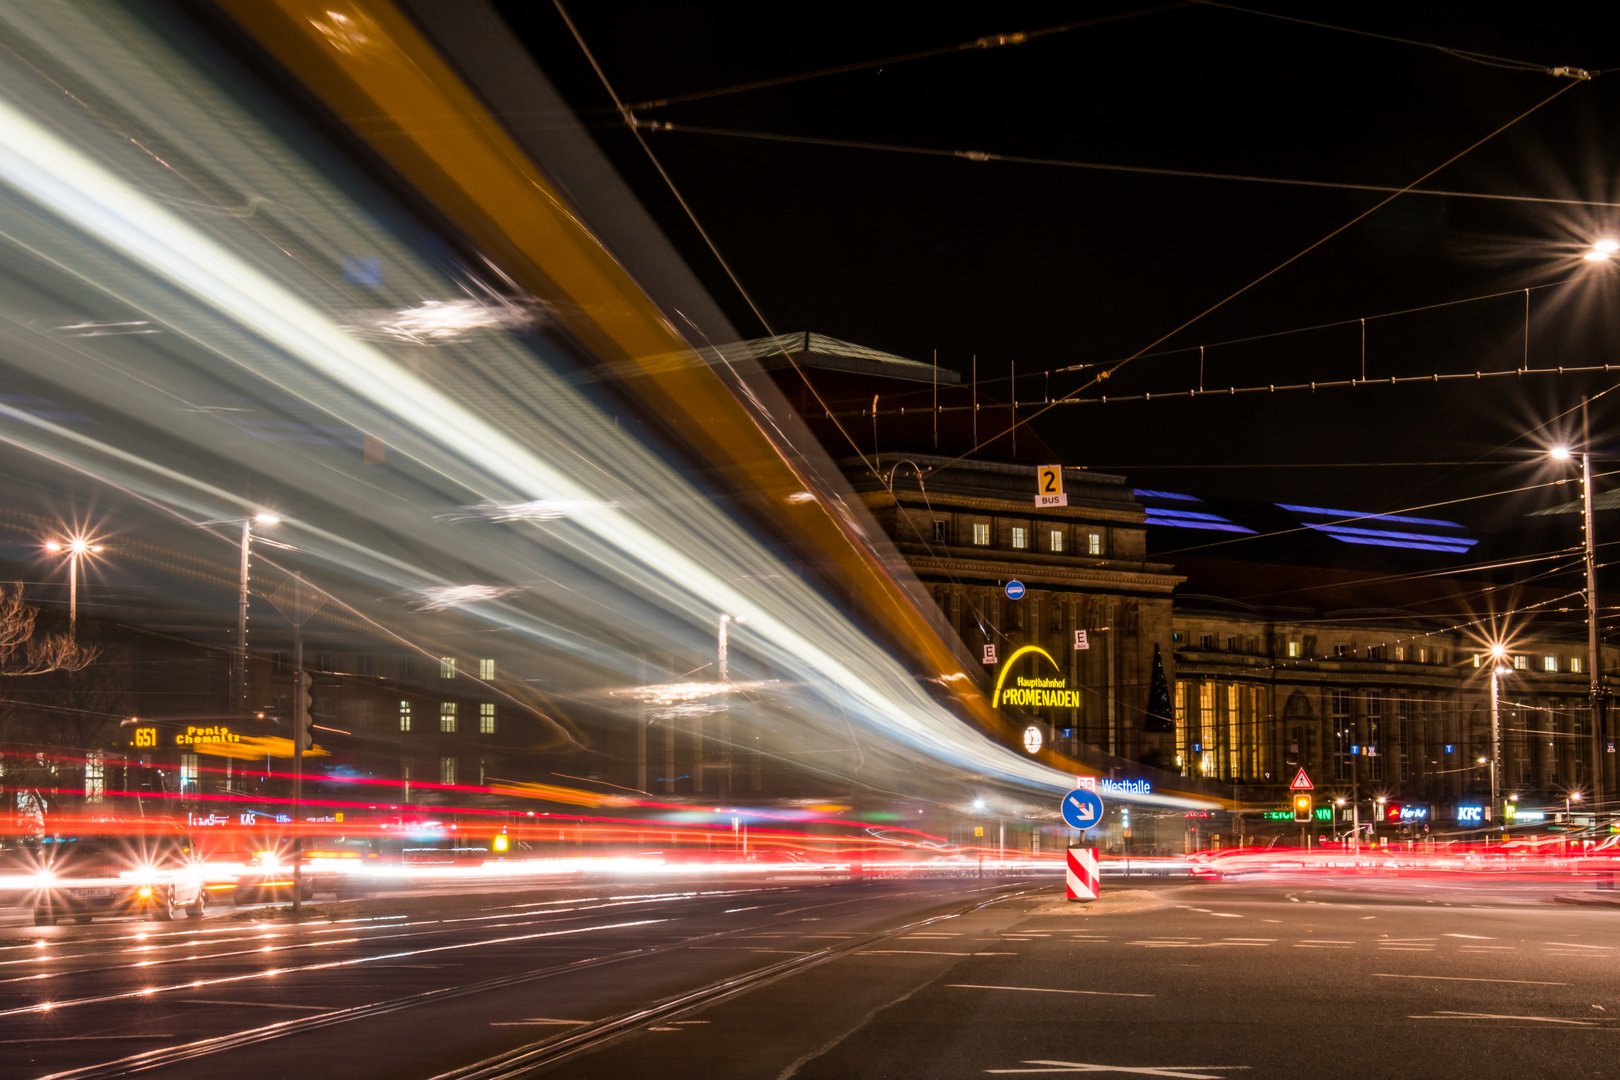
[1005,580,1025,600]
[1061,787,1104,830]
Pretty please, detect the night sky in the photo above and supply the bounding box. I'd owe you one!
[496,2,1620,530]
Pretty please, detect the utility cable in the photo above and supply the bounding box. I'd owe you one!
[619,4,1189,111]
[640,120,1620,210]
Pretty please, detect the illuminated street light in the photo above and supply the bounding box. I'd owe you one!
[44,535,104,630]
[1585,238,1619,262]
[1550,423,1606,813]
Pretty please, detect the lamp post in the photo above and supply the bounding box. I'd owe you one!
[44,536,103,635]
[234,513,279,716]
[1552,413,1605,814]
[717,614,743,798]
[1488,644,1509,814]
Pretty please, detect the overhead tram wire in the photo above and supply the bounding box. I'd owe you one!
[637,122,1620,211]
[770,264,1620,414]
[728,76,1591,475]
[1190,1,1591,76]
[618,4,1191,112]
[552,1,888,487]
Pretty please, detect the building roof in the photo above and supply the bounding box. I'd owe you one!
[740,332,961,385]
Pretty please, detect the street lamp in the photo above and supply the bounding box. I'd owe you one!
[1487,643,1510,812]
[235,513,279,715]
[1550,419,1605,814]
[716,613,744,797]
[44,535,103,632]
[1585,238,1619,262]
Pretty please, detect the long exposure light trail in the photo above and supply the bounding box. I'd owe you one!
[0,10,1209,806]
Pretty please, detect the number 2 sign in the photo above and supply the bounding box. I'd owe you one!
[1036,464,1067,507]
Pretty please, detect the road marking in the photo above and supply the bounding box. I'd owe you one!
[1209,914,1242,919]
[489,1019,591,1026]
[1374,974,1570,986]
[176,1000,334,1011]
[0,1035,176,1044]
[861,949,972,956]
[1412,1011,1600,1026]
[1459,946,1514,951]
[975,952,1019,956]
[1546,943,1612,949]
[950,984,1155,998]
[987,1060,1247,1077]
[1444,934,1493,939]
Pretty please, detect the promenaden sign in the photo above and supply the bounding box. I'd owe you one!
[992,645,1081,710]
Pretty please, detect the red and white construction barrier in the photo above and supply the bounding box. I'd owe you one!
[1066,845,1100,902]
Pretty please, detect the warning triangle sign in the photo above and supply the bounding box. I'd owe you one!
[1289,768,1314,791]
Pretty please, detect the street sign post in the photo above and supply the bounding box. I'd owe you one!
[1061,787,1104,830]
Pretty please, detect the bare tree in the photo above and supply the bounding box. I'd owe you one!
[0,588,97,676]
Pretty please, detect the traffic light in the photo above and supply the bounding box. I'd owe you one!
[1292,793,1313,822]
[297,670,314,752]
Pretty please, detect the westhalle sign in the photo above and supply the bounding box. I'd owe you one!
[992,646,1081,710]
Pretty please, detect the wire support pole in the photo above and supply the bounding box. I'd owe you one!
[1584,396,1607,813]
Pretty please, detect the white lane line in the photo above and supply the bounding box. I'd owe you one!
[0,1035,176,1044]
[1374,974,1570,986]
[1412,1011,1600,1026]
[489,1019,590,1026]
[860,949,972,956]
[175,1000,334,1011]
[949,984,1154,998]
[1209,914,1242,919]
[1443,934,1494,940]
[975,952,1019,956]
[1547,943,1612,949]
[1459,946,1515,951]
[987,1059,1246,1076]
[0,918,667,1019]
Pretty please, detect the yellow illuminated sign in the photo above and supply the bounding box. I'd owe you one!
[176,725,242,747]
[992,645,1080,709]
[132,727,157,748]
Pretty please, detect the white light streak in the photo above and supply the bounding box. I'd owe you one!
[410,584,523,610]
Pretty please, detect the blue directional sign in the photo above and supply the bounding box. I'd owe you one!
[1061,787,1104,830]
[1005,580,1025,600]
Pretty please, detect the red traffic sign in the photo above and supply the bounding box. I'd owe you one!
[1289,768,1314,791]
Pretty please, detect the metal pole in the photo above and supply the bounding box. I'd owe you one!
[718,615,731,798]
[1584,396,1605,814]
[1489,665,1502,814]
[292,578,304,920]
[237,520,251,713]
[67,549,77,632]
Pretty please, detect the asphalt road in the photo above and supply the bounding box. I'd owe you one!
[5,872,1619,1079]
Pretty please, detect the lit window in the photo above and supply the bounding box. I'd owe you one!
[479,658,495,680]
[1544,655,1558,672]
[84,750,105,803]
[1088,533,1103,556]
[1049,530,1064,553]
[1513,655,1528,671]
[1418,647,1428,663]
[440,657,456,679]
[440,702,457,733]
[399,700,412,732]
[1011,527,1027,550]
[479,703,495,734]
[180,753,199,794]
[440,756,456,785]
[973,522,990,546]
[1286,640,1301,658]
[1394,646,1405,661]
[1572,656,1584,674]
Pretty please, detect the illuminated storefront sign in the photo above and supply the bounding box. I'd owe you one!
[131,727,157,748]
[1264,807,1332,821]
[175,724,242,746]
[1457,805,1485,823]
[1099,778,1151,796]
[993,646,1080,709]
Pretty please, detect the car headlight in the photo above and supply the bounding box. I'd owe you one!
[33,870,55,888]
